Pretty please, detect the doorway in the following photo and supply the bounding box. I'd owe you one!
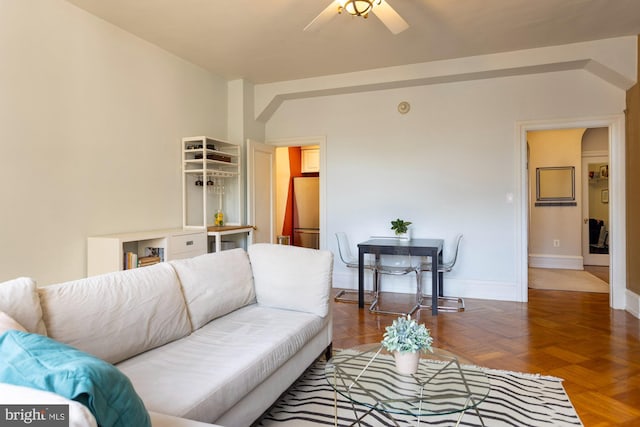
[269,136,327,249]
[582,157,610,266]
[275,146,320,249]
[517,115,625,309]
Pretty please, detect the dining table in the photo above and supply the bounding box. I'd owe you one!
[357,238,444,315]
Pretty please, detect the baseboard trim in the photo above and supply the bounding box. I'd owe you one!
[625,289,640,319]
[528,254,584,270]
[332,277,523,302]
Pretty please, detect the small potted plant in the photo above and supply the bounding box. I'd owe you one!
[381,315,433,375]
[390,218,412,240]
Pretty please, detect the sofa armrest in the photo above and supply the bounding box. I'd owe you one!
[0,383,97,427]
[248,244,333,317]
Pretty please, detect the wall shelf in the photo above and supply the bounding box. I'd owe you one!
[182,136,242,229]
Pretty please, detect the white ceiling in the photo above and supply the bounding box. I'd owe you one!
[65,0,640,84]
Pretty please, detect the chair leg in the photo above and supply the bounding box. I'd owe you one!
[334,270,376,303]
[369,269,420,316]
[419,295,465,312]
[334,289,376,303]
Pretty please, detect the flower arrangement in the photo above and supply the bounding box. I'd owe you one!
[390,218,412,236]
[381,315,433,354]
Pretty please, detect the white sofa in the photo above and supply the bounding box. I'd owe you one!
[0,243,334,427]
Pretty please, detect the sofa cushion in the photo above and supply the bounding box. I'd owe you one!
[38,263,191,364]
[0,277,47,335]
[117,304,328,423]
[0,330,150,427]
[248,244,333,318]
[0,383,98,427]
[170,249,255,330]
[0,310,27,334]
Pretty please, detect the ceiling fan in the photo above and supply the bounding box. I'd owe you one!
[304,0,409,35]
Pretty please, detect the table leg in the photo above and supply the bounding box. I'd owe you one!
[431,250,438,316]
[358,248,365,308]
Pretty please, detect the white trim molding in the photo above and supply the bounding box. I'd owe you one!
[516,114,626,310]
[626,290,640,319]
[528,254,585,270]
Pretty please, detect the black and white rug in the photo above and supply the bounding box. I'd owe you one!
[255,358,583,427]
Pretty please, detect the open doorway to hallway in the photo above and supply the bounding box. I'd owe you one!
[527,127,610,292]
[275,144,321,249]
[518,115,625,309]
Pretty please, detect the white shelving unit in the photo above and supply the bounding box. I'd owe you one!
[87,228,206,276]
[182,136,242,228]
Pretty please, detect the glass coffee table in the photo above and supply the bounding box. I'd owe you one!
[325,343,490,426]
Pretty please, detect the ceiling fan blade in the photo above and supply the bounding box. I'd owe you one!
[372,0,409,34]
[304,1,339,32]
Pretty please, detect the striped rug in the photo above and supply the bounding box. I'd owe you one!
[254,357,583,427]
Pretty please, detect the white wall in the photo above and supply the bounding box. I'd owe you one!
[0,0,228,284]
[265,70,626,301]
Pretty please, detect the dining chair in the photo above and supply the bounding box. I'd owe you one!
[419,234,465,312]
[334,232,377,303]
[369,250,422,316]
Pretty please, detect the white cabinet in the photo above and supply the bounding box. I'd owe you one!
[87,228,206,276]
[182,136,242,228]
[168,232,208,260]
[301,146,320,173]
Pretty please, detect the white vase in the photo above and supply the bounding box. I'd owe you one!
[396,228,411,241]
[394,351,420,375]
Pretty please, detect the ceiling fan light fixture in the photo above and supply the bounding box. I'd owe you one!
[338,0,382,18]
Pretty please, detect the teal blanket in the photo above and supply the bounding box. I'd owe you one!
[0,330,150,427]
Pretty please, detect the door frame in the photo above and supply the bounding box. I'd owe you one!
[516,115,626,309]
[266,136,327,249]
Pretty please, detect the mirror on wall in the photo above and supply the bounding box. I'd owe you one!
[587,162,609,254]
[535,166,576,206]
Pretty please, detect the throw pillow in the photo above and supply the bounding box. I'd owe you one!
[248,244,333,318]
[39,262,191,364]
[0,277,47,335]
[170,248,256,329]
[0,330,151,427]
[0,311,27,334]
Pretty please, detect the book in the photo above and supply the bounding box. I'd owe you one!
[137,256,161,267]
[124,252,138,270]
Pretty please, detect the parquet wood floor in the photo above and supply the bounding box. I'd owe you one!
[331,289,640,426]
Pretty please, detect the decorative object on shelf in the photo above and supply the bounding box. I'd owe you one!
[381,315,433,375]
[390,218,412,240]
[214,209,224,226]
[599,165,608,178]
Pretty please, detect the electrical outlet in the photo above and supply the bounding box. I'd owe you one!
[553,239,560,247]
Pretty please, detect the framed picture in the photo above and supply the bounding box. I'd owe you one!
[599,165,608,178]
[601,189,609,203]
[535,166,576,206]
